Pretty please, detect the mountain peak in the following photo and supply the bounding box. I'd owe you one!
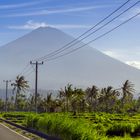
[0,26,140,90]
[32,26,61,33]
[27,26,69,41]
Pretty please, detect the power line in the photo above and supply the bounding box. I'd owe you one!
[14,63,35,80]
[31,64,36,72]
[19,63,32,75]
[12,0,132,78]
[23,65,36,78]
[35,0,131,61]
[24,69,34,78]
[8,0,139,82]
[45,10,140,62]
[10,63,31,81]
[38,0,139,62]
[18,63,30,76]
[10,62,39,86]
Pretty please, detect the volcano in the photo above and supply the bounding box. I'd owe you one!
[0,27,140,91]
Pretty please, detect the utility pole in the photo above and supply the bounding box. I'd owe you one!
[30,61,43,113]
[3,80,11,112]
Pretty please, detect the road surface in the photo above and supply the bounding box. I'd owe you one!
[0,123,30,140]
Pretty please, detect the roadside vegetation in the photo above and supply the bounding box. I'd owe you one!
[1,76,140,139]
[2,112,140,140]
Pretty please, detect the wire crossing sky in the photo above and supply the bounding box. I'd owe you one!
[34,0,131,62]
[0,0,140,69]
[34,0,139,62]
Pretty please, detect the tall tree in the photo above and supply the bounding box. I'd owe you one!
[11,75,29,110]
[99,86,119,113]
[86,85,99,111]
[121,80,135,111]
[59,84,73,112]
[41,93,53,112]
[71,88,85,113]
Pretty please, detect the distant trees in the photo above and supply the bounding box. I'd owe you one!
[1,79,140,114]
[55,80,136,114]
[0,99,4,111]
[55,81,135,114]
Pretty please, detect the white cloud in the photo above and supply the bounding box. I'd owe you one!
[103,48,140,60]
[119,7,140,21]
[103,50,140,69]
[131,7,140,16]
[0,1,44,9]
[126,61,140,69]
[8,21,48,30]
[8,20,91,30]
[1,6,105,17]
[103,50,121,59]
[134,7,140,18]
[53,24,91,29]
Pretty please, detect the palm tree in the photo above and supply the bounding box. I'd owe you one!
[59,84,73,112]
[57,92,65,112]
[99,86,119,112]
[26,94,34,112]
[121,80,135,110]
[43,93,53,112]
[11,75,29,110]
[71,88,85,113]
[86,85,99,111]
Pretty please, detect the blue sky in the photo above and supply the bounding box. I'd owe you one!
[0,0,140,68]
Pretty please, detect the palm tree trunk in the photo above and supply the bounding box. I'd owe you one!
[15,93,17,111]
[66,97,69,112]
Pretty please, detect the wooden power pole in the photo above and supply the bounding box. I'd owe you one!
[30,61,43,113]
[3,80,11,112]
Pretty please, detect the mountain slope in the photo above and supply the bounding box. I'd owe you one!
[0,27,140,90]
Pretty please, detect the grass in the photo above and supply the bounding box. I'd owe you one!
[26,114,100,140]
[2,112,140,139]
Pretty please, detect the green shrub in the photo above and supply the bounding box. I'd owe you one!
[106,123,135,137]
[26,114,99,140]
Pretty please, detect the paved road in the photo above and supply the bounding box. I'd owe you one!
[0,123,30,140]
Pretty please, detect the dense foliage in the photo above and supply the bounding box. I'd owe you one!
[2,112,140,140]
[0,80,140,114]
[1,79,140,139]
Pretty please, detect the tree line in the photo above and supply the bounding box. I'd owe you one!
[0,75,140,114]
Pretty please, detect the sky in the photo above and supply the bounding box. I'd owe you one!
[0,0,140,69]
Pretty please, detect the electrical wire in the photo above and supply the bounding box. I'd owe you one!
[10,0,140,79]
[45,10,140,62]
[34,0,131,61]
[24,69,34,78]
[38,0,139,62]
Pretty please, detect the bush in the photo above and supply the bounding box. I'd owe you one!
[26,114,99,140]
[106,123,135,137]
